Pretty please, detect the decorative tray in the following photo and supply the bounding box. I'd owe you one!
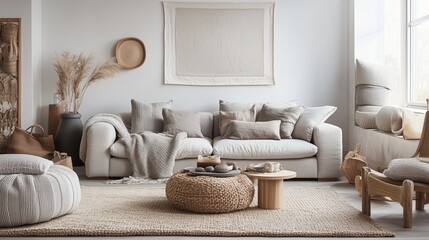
[187,168,241,177]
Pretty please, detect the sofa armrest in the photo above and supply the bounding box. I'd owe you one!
[85,122,116,178]
[313,123,342,179]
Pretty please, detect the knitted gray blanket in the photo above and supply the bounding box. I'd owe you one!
[80,114,186,179]
[119,132,186,179]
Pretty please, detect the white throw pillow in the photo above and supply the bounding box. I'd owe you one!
[292,106,337,142]
[375,106,403,133]
[131,99,173,133]
[355,59,393,89]
[0,154,53,175]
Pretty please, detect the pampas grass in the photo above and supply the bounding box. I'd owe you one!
[54,52,120,112]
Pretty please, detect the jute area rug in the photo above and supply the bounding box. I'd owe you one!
[0,186,394,237]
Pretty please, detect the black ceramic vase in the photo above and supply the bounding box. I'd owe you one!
[55,112,84,166]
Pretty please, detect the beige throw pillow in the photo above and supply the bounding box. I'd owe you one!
[131,99,173,133]
[403,110,425,140]
[219,105,257,136]
[374,106,403,134]
[224,120,281,140]
[219,100,256,111]
[292,106,337,142]
[257,105,304,139]
[162,108,203,138]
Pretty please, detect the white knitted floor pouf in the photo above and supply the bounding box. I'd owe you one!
[0,154,81,227]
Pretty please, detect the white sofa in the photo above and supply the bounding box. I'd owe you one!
[83,110,343,180]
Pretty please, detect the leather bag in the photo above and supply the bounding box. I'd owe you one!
[6,125,55,159]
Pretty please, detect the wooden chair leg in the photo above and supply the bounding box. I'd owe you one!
[402,180,414,228]
[361,167,371,216]
[416,191,426,210]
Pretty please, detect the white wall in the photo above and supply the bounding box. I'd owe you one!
[11,0,350,147]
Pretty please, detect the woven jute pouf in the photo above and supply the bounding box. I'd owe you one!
[166,172,254,213]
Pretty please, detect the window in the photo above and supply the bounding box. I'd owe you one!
[408,0,429,107]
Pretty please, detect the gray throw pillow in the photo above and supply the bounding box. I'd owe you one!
[384,158,429,184]
[219,105,257,136]
[257,105,304,139]
[131,99,173,133]
[219,100,297,114]
[292,106,337,142]
[224,120,281,140]
[162,108,203,138]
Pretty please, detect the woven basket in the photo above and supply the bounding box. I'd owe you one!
[166,172,254,213]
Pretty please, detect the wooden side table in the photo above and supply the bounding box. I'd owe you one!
[244,170,296,209]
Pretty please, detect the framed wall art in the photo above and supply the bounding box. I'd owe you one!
[163,2,274,86]
[0,18,21,153]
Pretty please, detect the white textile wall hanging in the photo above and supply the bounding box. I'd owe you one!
[163,2,275,86]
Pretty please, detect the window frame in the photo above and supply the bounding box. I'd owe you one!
[407,0,429,108]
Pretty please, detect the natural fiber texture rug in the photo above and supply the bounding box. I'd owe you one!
[0,186,394,237]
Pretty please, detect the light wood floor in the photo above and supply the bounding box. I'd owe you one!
[2,167,429,240]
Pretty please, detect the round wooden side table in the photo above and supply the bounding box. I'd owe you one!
[244,170,296,209]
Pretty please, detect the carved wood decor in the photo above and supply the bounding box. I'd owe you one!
[0,18,21,153]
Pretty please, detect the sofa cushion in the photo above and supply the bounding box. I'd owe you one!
[355,111,377,129]
[219,105,257,136]
[355,59,393,89]
[355,85,390,106]
[213,137,317,159]
[176,137,213,159]
[110,137,213,160]
[131,99,173,133]
[162,108,204,138]
[257,105,304,139]
[292,106,337,142]
[356,105,382,112]
[224,120,281,140]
